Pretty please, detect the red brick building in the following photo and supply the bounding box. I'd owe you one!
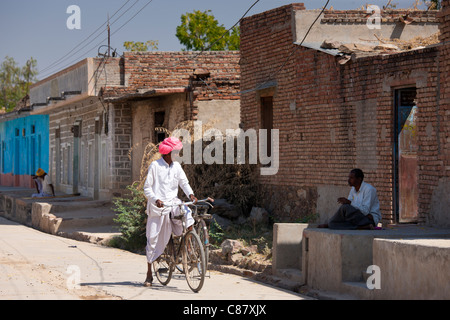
[29,51,240,199]
[240,3,449,226]
[101,51,241,184]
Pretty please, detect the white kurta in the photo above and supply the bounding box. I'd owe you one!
[143,158,195,263]
[347,181,382,225]
[32,175,53,198]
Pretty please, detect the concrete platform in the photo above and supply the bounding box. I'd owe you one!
[0,187,120,245]
[302,225,450,299]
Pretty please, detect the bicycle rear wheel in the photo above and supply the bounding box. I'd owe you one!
[153,237,174,286]
[182,231,206,293]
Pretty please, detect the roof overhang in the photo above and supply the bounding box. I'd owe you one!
[103,87,188,103]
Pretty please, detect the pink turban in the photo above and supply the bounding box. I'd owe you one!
[159,137,183,155]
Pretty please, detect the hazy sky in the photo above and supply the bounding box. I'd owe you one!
[0,0,425,80]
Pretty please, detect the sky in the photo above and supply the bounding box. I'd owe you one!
[0,0,427,80]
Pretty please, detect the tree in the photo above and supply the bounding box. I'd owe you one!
[429,0,441,10]
[0,56,38,112]
[123,40,159,52]
[176,10,240,51]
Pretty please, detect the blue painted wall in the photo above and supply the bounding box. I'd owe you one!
[0,115,49,175]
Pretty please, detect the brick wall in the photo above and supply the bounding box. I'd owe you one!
[241,3,448,225]
[321,8,438,23]
[342,48,440,225]
[110,102,133,195]
[432,0,450,226]
[103,51,240,102]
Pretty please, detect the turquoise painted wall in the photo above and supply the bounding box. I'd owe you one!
[0,115,49,175]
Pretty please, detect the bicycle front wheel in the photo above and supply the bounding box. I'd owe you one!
[153,238,174,286]
[182,231,206,293]
[195,219,210,269]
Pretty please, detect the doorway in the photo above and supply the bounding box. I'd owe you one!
[394,88,418,223]
[261,96,273,158]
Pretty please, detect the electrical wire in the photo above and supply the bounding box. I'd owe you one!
[39,0,134,75]
[40,0,153,78]
[250,0,330,93]
[38,0,150,79]
[199,0,330,97]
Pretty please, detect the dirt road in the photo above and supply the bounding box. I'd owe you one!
[0,217,308,301]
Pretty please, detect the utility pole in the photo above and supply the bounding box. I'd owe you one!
[107,13,111,57]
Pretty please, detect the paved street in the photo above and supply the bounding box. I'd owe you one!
[0,217,308,301]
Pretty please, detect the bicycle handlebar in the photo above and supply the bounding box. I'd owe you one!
[161,198,214,208]
[158,198,214,218]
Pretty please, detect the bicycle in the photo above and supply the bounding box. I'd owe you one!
[152,198,211,293]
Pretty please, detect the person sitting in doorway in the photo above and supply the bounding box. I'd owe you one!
[32,168,55,198]
[318,168,381,230]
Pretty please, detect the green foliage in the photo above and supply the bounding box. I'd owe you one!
[123,40,159,52]
[208,220,225,248]
[430,0,441,10]
[294,213,319,224]
[0,56,38,112]
[112,182,148,252]
[176,10,240,51]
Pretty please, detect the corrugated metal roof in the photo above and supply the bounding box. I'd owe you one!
[294,42,343,56]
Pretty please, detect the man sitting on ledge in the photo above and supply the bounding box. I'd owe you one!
[318,169,381,230]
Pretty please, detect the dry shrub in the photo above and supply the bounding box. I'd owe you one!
[136,120,260,216]
[378,31,440,50]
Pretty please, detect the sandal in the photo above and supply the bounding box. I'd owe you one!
[143,276,153,287]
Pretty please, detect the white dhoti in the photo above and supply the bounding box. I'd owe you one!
[145,199,195,263]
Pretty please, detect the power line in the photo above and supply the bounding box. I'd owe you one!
[39,0,134,75]
[38,0,152,79]
[200,0,330,98]
[71,0,156,89]
[251,0,330,93]
[111,0,154,37]
[39,0,142,79]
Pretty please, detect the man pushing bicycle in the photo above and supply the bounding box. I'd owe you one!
[143,137,197,287]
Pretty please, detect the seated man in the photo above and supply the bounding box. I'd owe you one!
[32,168,55,198]
[319,168,381,230]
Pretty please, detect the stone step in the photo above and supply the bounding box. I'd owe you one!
[57,225,121,245]
[273,268,304,284]
[342,281,375,300]
[31,201,118,235]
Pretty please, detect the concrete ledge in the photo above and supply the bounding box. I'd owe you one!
[0,188,119,245]
[272,223,306,271]
[373,238,450,299]
[31,202,62,234]
[302,226,450,299]
[272,223,317,285]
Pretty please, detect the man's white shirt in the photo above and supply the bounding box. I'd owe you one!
[348,181,381,225]
[143,157,194,217]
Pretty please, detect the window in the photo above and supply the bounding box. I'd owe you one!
[155,111,166,143]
